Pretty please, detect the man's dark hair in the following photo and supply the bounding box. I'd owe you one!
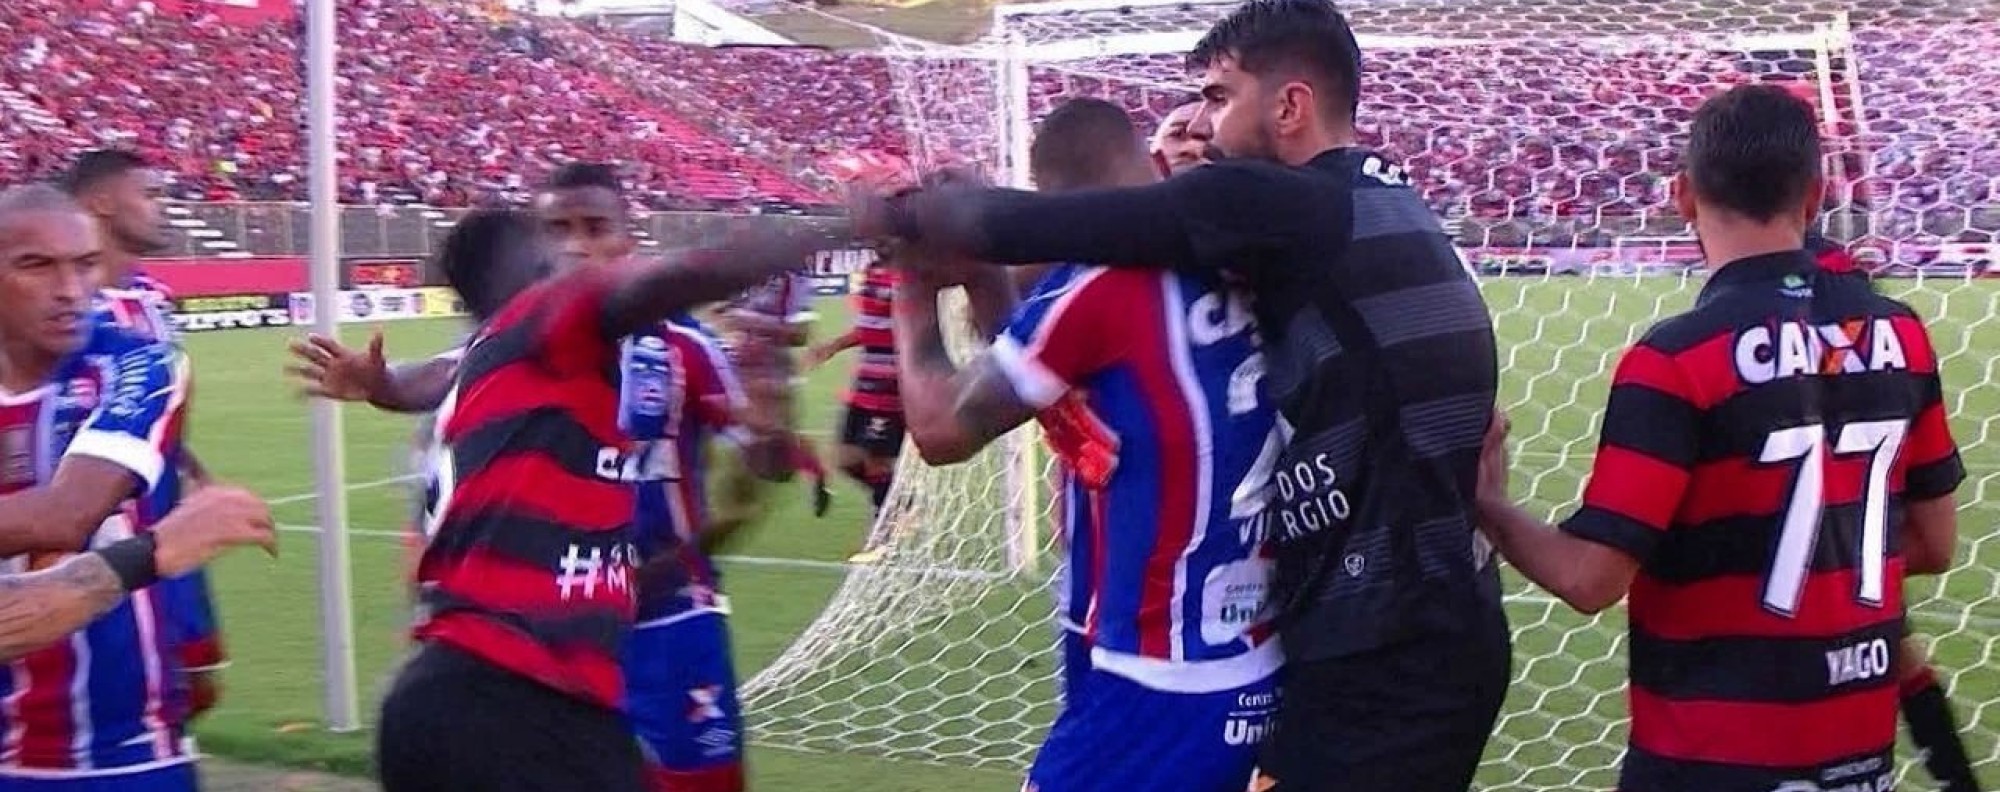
[59,149,149,197]
[1684,84,1823,223]
[1189,0,1362,123]
[1030,98,1143,190]
[545,162,622,195]
[434,209,546,319]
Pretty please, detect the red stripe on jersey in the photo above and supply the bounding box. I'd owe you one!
[13,638,78,768]
[417,613,625,709]
[1128,293,1198,660]
[1666,333,1740,410]
[850,267,898,350]
[1887,315,1938,375]
[1676,454,1876,528]
[1580,445,1689,533]
[1085,485,1109,641]
[1630,561,1905,641]
[1628,681,1897,768]
[1905,401,1956,471]
[444,360,624,449]
[451,453,631,533]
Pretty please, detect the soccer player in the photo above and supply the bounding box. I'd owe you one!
[1474,85,1964,792]
[372,207,836,792]
[1150,99,1213,176]
[61,149,230,718]
[723,268,834,516]
[805,226,905,558]
[856,1,1505,788]
[0,185,207,790]
[1808,232,1984,792]
[895,98,1280,792]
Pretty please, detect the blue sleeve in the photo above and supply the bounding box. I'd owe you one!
[63,343,190,493]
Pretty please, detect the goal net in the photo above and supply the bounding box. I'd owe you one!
[739,0,2000,787]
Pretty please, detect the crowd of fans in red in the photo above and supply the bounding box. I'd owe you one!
[0,0,1993,237]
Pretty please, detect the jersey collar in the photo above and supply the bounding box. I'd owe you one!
[1697,249,1819,306]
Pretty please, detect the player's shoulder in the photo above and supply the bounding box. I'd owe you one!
[1029,264,1162,307]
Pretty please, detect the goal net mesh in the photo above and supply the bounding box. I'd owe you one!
[739,1,2000,787]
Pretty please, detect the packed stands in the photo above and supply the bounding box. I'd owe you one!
[0,0,1995,251]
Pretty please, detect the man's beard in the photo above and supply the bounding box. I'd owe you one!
[1208,124,1279,163]
[117,225,168,255]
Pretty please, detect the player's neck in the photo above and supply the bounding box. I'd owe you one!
[100,248,139,290]
[0,339,59,395]
[1281,126,1359,167]
[1696,220,1806,270]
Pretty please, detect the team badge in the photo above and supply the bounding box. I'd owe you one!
[631,371,671,417]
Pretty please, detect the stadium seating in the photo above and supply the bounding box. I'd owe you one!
[0,0,1994,247]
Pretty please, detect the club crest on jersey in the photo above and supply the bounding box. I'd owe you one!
[631,370,671,417]
[1734,318,1908,385]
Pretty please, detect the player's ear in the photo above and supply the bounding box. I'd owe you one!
[1670,172,1697,227]
[1273,80,1313,136]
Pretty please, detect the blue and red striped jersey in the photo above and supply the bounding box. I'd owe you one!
[990,265,1281,694]
[0,325,194,777]
[846,264,899,414]
[619,318,748,625]
[94,277,227,679]
[415,267,640,710]
[1560,250,1964,791]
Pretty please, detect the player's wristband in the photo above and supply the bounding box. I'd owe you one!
[94,534,161,593]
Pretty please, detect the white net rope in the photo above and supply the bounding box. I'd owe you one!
[738,1,2000,787]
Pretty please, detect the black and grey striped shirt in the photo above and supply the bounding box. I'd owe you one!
[956,148,1502,661]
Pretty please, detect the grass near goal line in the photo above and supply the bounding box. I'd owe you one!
[184,279,1998,790]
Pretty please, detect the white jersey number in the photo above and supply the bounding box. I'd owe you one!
[1759,419,1907,616]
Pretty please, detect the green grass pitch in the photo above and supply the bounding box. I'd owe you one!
[179,277,1999,790]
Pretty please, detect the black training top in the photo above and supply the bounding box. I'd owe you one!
[947,148,1503,660]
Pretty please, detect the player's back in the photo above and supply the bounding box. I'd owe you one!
[1000,264,1280,694]
[415,270,639,711]
[846,264,899,413]
[1616,250,1958,791]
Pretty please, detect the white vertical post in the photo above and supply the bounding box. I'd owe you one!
[306,0,360,732]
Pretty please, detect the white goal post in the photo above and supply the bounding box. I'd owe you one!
[740,1,2000,787]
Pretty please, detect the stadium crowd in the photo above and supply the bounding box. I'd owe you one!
[1,0,1995,238]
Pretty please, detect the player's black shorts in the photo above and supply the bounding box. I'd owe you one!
[839,404,906,457]
[377,641,645,792]
[1253,602,1512,792]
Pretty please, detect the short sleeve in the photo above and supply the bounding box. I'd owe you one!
[1892,316,1965,500]
[987,268,1140,409]
[534,267,620,378]
[64,343,191,493]
[1559,342,1700,563]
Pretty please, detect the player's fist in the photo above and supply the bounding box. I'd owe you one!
[1475,407,1513,509]
[152,486,277,578]
[287,331,389,403]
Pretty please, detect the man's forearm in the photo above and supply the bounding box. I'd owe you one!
[910,186,1198,270]
[0,553,125,662]
[0,488,97,557]
[604,223,852,340]
[892,281,965,461]
[961,267,1017,340]
[368,357,457,414]
[1481,500,1625,613]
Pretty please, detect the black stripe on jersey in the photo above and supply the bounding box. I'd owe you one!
[420,587,629,649]
[1690,372,1932,463]
[1647,504,1903,584]
[427,511,634,572]
[1561,505,1662,561]
[1598,383,1703,467]
[456,318,539,388]
[1907,454,1967,501]
[451,408,619,484]
[1621,744,1895,792]
[1629,617,1902,704]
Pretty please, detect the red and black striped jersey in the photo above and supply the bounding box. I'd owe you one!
[1561,250,1964,792]
[846,264,900,413]
[413,267,641,711]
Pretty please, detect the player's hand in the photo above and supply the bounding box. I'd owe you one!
[287,332,389,403]
[803,342,836,371]
[151,486,277,578]
[1476,407,1513,509]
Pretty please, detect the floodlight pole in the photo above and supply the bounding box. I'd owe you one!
[306,0,361,733]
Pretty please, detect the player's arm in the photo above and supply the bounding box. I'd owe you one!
[599,223,850,342]
[0,486,272,663]
[1476,344,1696,614]
[1896,323,1966,575]
[899,266,1125,466]
[0,345,191,556]
[288,332,459,414]
[872,162,1316,279]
